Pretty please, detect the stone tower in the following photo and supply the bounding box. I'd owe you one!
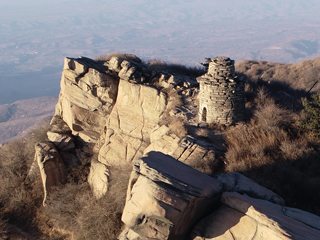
[197,56,245,125]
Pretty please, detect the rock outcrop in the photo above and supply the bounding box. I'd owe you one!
[119,153,320,240]
[54,57,119,143]
[190,192,320,240]
[120,151,222,240]
[28,54,320,240]
[34,55,210,200]
[217,172,285,205]
[98,79,168,166]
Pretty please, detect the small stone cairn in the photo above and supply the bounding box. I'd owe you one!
[197,56,245,125]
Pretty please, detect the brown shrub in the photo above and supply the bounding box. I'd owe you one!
[254,102,294,131]
[188,154,224,176]
[224,121,289,173]
[195,128,209,138]
[280,139,313,161]
[160,116,186,139]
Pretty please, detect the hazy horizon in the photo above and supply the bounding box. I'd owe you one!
[1,0,320,104]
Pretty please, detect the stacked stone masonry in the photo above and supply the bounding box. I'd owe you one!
[197,56,245,125]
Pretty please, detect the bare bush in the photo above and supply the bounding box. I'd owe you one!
[195,128,209,138]
[224,122,288,172]
[254,102,294,131]
[280,139,313,161]
[166,116,187,138]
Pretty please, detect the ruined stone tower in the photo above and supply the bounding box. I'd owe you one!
[197,56,245,125]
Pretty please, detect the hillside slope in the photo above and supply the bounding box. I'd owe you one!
[236,57,320,92]
[0,96,56,144]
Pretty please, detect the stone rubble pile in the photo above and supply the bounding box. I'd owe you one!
[197,56,245,125]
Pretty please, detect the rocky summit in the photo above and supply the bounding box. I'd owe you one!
[27,54,320,240]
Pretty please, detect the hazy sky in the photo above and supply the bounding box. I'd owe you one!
[1,0,320,103]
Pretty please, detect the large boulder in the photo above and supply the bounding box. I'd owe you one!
[120,151,222,240]
[190,192,320,240]
[87,159,109,200]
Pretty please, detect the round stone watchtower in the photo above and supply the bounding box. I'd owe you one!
[197,56,245,125]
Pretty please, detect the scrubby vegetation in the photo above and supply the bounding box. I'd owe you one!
[222,78,320,215]
[0,122,49,239]
[43,164,131,239]
[299,93,320,139]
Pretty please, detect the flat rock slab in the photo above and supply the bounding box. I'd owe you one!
[217,172,285,205]
[121,151,222,240]
[190,192,320,240]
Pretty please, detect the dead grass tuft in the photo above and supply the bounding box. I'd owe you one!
[195,128,209,138]
[160,116,187,138]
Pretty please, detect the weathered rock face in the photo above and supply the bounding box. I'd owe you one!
[120,151,223,240]
[33,142,67,205]
[98,79,168,166]
[190,192,320,240]
[55,57,119,143]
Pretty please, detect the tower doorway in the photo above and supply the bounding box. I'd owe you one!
[202,107,207,122]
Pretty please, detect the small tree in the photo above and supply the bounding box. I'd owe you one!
[299,93,320,138]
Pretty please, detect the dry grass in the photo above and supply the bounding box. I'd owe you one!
[224,122,288,172]
[160,116,187,139]
[0,122,50,237]
[159,88,187,138]
[43,164,132,240]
